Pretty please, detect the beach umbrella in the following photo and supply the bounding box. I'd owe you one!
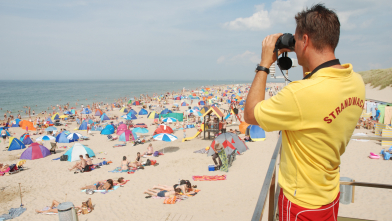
[45,126,57,132]
[67,133,83,141]
[36,135,56,141]
[63,143,95,162]
[20,143,51,160]
[133,127,149,134]
[162,117,177,123]
[153,133,178,142]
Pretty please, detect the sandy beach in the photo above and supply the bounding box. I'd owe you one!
[1,83,391,221]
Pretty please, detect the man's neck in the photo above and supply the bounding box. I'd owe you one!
[305,50,343,73]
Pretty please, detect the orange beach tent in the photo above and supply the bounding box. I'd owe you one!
[19,120,36,131]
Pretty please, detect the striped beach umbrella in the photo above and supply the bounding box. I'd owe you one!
[162,117,177,123]
[153,133,178,142]
[36,135,56,141]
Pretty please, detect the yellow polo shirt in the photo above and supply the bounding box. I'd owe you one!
[254,64,365,209]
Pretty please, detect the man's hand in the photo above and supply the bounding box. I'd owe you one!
[260,33,291,68]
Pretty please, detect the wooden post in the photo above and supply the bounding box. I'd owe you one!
[351,180,355,203]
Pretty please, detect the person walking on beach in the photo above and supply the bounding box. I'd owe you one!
[244,4,365,220]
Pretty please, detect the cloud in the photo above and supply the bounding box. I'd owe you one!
[223,4,271,31]
[223,0,373,31]
[217,51,260,65]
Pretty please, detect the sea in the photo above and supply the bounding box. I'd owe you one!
[0,80,252,118]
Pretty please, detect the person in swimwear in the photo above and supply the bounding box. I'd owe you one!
[80,179,114,191]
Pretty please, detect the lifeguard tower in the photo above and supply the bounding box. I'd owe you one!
[202,106,225,140]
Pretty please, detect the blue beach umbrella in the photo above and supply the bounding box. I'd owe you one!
[132,128,149,134]
[162,117,177,123]
[153,133,178,142]
[67,133,83,142]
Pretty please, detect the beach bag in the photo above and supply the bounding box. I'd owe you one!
[145,159,151,166]
[163,196,177,204]
[60,155,68,161]
[153,151,159,157]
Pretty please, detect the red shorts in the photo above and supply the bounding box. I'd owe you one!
[279,189,340,221]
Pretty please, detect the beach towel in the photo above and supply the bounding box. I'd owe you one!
[192,175,227,181]
[108,167,136,173]
[0,207,27,220]
[218,150,229,172]
[164,196,177,204]
[38,207,57,215]
[115,180,130,186]
[113,144,126,148]
[81,186,119,193]
[52,157,60,160]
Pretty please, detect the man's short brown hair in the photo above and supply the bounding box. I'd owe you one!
[295,4,340,52]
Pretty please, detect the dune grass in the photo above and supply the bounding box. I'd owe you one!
[358,67,392,89]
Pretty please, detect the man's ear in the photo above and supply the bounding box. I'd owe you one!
[302,34,309,51]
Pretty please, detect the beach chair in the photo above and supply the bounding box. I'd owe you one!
[50,142,57,154]
[227,148,237,168]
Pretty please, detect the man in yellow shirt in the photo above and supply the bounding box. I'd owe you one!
[244,4,365,221]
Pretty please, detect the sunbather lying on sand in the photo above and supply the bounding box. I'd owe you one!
[35,200,81,214]
[152,184,195,194]
[144,188,181,197]
[80,179,114,191]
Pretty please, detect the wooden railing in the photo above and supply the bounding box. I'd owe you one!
[251,134,392,221]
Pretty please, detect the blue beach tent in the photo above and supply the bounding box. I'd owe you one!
[101,113,110,121]
[56,132,70,143]
[129,109,138,115]
[46,118,53,124]
[101,125,115,135]
[22,136,33,145]
[160,109,172,115]
[246,125,266,141]
[8,138,26,151]
[78,121,88,130]
[138,109,148,115]
[11,119,21,127]
[126,113,137,120]
[81,108,92,114]
[239,100,245,105]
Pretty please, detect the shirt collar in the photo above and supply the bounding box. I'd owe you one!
[304,63,353,79]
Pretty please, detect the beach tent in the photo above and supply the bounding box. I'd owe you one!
[11,119,21,127]
[71,109,76,115]
[129,109,138,115]
[193,106,200,110]
[101,125,115,135]
[119,107,128,113]
[181,102,188,106]
[199,106,209,114]
[198,101,205,105]
[160,113,183,122]
[116,124,128,135]
[8,138,26,151]
[153,124,174,135]
[46,118,53,124]
[81,108,92,114]
[94,109,103,116]
[239,122,250,134]
[19,120,36,131]
[63,143,95,162]
[160,109,172,115]
[21,135,33,145]
[125,113,137,120]
[51,113,60,120]
[118,130,135,142]
[239,100,245,105]
[138,109,148,115]
[246,125,266,141]
[147,111,159,119]
[56,132,70,143]
[20,143,51,160]
[78,121,88,130]
[100,113,110,121]
[132,101,141,105]
[174,96,181,100]
[207,133,248,156]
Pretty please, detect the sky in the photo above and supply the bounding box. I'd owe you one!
[0,0,391,81]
